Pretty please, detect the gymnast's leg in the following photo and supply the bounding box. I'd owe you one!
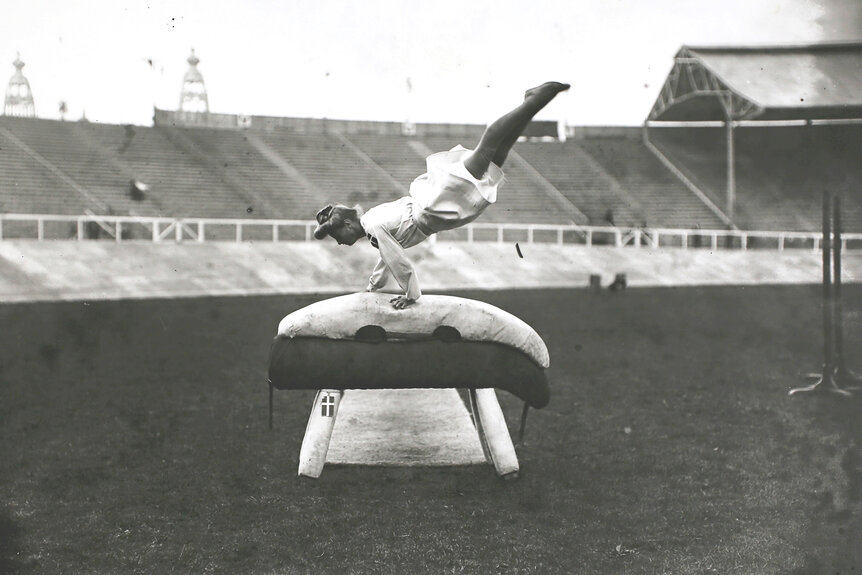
[463,81,570,180]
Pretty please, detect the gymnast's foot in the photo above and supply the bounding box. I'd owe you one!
[524,81,570,103]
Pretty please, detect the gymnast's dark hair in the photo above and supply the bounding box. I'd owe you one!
[313,204,361,240]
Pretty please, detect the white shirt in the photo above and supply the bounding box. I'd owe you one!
[358,147,504,301]
[360,197,428,300]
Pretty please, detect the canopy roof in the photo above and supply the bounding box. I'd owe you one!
[649,43,862,122]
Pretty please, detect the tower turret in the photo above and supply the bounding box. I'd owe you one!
[179,49,209,114]
[4,53,35,117]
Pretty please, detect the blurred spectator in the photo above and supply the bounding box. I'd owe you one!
[129,179,148,201]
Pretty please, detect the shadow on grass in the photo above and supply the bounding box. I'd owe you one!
[789,395,862,575]
[0,505,25,574]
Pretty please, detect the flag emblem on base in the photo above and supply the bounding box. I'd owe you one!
[321,394,336,417]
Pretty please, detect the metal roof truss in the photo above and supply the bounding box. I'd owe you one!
[650,48,761,121]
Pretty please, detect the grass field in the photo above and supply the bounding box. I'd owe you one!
[1,285,861,574]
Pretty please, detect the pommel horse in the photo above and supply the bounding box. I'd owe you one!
[267,293,551,479]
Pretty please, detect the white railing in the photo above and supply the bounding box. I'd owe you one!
[449,222,862,252]
[0,213,317,243]
[1,213,861,251]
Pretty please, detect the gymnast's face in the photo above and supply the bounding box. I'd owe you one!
[330,219,364,246]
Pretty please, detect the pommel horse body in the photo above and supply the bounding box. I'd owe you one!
[267,293,551,479]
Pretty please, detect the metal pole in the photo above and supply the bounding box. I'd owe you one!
[269,381,274,430]
[789,191,850,396]
[834,193,844,370]
[726,119,735,222]
[823,192,834,372]
[833,194,862,389]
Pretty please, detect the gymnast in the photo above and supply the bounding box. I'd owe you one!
[313,81,570,309]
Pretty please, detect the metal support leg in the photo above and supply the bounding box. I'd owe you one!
[792,365,852,397]
[790,191,851,397]
[268,381,274,430]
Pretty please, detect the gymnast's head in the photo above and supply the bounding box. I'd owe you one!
[313,204,366,246]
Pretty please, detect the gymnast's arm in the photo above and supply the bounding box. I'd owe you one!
[366,257,390,291]
[369,224,421,308]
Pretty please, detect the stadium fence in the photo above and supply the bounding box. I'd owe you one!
[1,213,861,251]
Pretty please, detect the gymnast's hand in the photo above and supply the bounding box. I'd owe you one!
[390,295,415,310]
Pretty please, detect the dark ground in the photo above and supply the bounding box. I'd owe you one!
[1,285,861,574]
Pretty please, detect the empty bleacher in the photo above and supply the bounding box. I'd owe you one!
[516,137,727,229]
[515,140,644,227]
[577,137,726,229]
[0,121,87,214]
[84,123,255,218]
[4,114,860,233]
[0,116,142,215]
[649,124,862,232]
[166,126,326,219]
[339,133,426,194]
[255,129,405,210]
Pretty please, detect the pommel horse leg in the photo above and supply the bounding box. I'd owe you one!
[469,388,519,478]
[298,389,343,478]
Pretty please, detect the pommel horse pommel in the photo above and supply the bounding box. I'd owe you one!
[267,293,551,479]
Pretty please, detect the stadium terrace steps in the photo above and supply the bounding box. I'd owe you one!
[649,125,862,233]
[3,117,862,233]
[577,138,727,230]
[514,141,644,227]
[0,126,90,215]
[50,121,248,218]
[158,126,284,218]
[341,133,426,195]
[71,123,164,217]
[256,130,408,209]
[0,117,142,216]
[0,240,859,303]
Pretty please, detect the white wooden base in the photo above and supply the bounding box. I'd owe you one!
[327,389,486,466]
[469,388,520,478]
[297,389,343,478]
[297,388,519,478]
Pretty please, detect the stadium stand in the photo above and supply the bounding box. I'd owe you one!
[513,140,642,227]
[649,124,862,232]
[4,113,836,231]
[577,136,727,229]
[0,120,89,214]
[162,125,323,219]
[6,42,862,235]
[0,116,144,216]
[18,117,253,218]
[647,43,862,232]
[5,43,862,234]
[255,129,405,211]
[338,133,428,194]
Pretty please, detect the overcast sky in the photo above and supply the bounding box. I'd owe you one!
[2,0,861,127]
